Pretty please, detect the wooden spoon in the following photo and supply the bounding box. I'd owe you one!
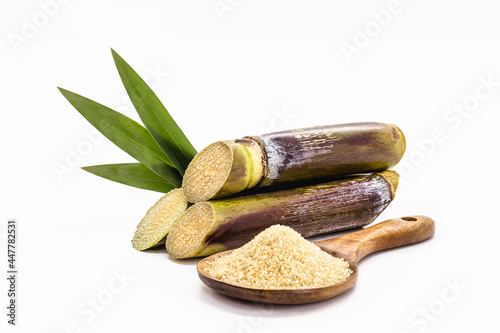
[197,215,435,304]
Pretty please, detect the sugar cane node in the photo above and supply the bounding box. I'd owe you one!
[181,138,265,203]
[182,122,405,203]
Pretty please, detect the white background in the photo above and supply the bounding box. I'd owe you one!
[1,1,499,332]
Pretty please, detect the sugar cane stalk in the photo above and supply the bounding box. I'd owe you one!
[167,170,399,258]
[182,122,405,203]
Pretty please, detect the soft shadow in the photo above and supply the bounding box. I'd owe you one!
[141,247,167,254]
[307,226,365,243]
[355,234,436,264]
[199,284,357,318]
[139,245,200,266]
[166,254,200,266]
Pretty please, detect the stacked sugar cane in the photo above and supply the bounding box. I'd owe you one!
[132,122,406,258]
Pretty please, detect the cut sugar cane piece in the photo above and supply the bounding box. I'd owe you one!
[167,170,399,258]
[182,122,405,203]
[132,188,188,250]
[182,138,264,203]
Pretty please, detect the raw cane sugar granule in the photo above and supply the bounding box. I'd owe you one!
[206,225,352,289]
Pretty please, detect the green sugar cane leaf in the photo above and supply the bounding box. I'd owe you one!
[58,88,182,187]
[111,49,197,174]
[82,163,176,193]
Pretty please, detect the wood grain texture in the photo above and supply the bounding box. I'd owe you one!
[197,215,435,304]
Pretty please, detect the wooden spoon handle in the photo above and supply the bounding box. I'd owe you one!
[315,215,435,263]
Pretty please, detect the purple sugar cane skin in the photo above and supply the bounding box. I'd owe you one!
[182,122,405,203]
[167,170,399,259]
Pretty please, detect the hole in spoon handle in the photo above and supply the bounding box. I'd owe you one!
[351,215,435,262]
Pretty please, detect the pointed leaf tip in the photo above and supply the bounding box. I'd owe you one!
[59,89,182,186]
[112,52,197,174]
